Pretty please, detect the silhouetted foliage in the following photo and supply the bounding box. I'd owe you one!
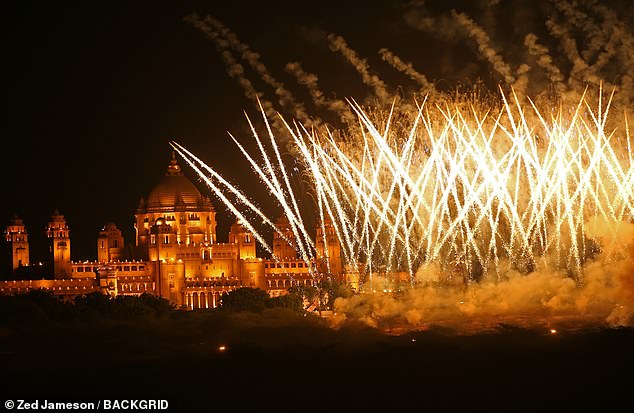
[0,289,71,327]
[219,287,270,313]
[0,291,174,328]
[268,292,304,312]
[288,284,318,305]
[317,278,355,309]
[74,291,112,313]
[136,292,174,316]
[72,292,174,320]
[0,286,315,329]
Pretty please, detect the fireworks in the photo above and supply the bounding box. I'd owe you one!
[178,2,634,297]
[172,87,633,289]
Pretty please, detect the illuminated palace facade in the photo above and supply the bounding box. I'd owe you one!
[2,153,352,309]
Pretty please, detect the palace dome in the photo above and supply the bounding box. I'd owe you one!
[142,153,212,212]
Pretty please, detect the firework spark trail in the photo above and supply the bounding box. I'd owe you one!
[254,101,315,263]
[169,141,277,256]
[344,104,413,268]
[184,5,634,292]
[348,101,429,276]
[176,86,633,290]
[308,130,373,266]
[171,132,317,268]
[342,91,627,280]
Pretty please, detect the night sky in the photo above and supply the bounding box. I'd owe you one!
[2,1,632,267]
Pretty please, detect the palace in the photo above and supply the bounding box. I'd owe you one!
[2,153,357,309]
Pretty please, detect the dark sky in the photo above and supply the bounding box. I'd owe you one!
[2,0,631,266]
[0,0,449,265]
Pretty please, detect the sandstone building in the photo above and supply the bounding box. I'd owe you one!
[2,153,353,308]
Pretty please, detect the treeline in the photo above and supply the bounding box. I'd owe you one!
[0,290,175,328]
[0,281,354,329]
[0,283,352,328]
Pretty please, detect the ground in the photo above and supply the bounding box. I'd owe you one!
[1,308,632,412]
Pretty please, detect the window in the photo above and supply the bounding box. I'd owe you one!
[124,266,130,271]
[244,234,251,244]
[150,234,156,245]
[202,249,211,260]
[164,235,169,244]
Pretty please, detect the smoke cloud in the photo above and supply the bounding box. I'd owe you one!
[333,220,634,332]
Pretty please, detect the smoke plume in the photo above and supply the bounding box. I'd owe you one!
[333,221,634,332]
[327,34,390,105]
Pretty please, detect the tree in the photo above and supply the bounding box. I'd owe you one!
[267,293,304,312]
[288,284,318,308]
[137,293,174,316]
[220,287,270,312]
[0,290,70,327]
[73,291,112,319]
[317,278,354,310]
